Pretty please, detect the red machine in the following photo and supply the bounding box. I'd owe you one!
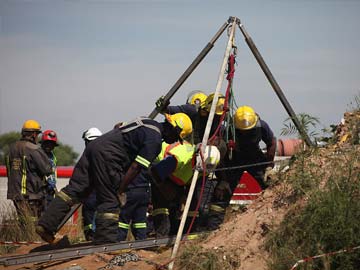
[230,171,262,205]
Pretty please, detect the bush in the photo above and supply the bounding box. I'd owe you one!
[265,147,360,270]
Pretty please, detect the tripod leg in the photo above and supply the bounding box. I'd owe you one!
[237,22,313,147]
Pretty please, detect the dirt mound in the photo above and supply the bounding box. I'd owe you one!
[3,110,359,270]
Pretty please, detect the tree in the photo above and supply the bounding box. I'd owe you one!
[0,132,79,166]
[280,113,321,140]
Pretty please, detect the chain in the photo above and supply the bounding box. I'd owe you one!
[97,252,139,270]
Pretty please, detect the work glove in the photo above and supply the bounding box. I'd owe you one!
[155,95,170,113]
[264,166,276,182]
[118,192,127,208]
[214,180,232,201]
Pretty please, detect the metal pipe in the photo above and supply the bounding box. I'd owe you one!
[148,20,230,119]
[168,16,238,270]
[237,22,313,147]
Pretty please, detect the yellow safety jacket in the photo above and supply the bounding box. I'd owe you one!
[156,141,195,186]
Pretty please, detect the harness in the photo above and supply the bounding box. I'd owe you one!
[119,117,161,135]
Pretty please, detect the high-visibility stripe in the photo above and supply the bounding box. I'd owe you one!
[133,222,147,229]
[118,222,130,229]
[21,156,27,195]
[187,211,199,217]
[84,224,93,230]
[135,155,151,168]
[97,212,119,220]
[209,204,225,213]
[152,208,169,216]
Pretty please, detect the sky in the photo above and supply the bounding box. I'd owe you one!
[1,0,359,155]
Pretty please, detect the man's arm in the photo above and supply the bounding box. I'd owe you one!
[118,161,142,194]
[31,148,53,177]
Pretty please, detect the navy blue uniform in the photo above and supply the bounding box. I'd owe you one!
[118,171,150,241]
[207,118,275,230]
[38,119,163,243]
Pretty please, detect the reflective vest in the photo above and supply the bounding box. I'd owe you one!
[157,141,195,186]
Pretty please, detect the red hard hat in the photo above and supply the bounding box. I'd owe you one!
[42,130,58,145]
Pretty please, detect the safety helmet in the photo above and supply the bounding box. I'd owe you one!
[186,91,208,108]
[234,106,259,130]
[164,113,193,139]
[204,93,225,115]
[42,130,58,145]
[22,119,41,133]
[82,127,102,142]
[196,145,221,171]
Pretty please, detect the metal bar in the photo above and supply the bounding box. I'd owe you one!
[0,234,198,266]
[168,16,238,270]
[237,22,313,147]
[56,203,81,232]
[148,20,230,119]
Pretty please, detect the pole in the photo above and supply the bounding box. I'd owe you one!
[148,20,230,119]
[237,22,313,147]
[168,16,238,270]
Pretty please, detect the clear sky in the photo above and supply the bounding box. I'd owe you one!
[1,1,359,154]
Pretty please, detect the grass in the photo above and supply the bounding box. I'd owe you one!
[265,146,360,270]
[177,244,241,270]
[0,204,40,255]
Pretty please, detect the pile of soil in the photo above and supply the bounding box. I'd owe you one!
[3,110,359,270]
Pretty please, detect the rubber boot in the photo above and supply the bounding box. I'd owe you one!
[37,196,72,242]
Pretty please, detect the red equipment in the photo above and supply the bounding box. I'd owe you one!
[230,171,262,205]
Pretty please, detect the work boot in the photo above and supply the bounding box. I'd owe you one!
[36,225,55,244]
[84,229,95,241]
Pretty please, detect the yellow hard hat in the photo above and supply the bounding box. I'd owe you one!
[204,93,225,115]
[234,106,258,130]
[22,119,41,133]
[187,91,208,108]
[165,113,193,139]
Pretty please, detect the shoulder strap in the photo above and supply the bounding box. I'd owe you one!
[120,117,161,135]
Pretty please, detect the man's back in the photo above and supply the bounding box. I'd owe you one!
[7,139,52,200]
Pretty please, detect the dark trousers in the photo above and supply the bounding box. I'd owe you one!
[118,187,150,241]
[206,157,266,231]
[151,180,199,237]
[38,133,130,243]
[82,191,97,231]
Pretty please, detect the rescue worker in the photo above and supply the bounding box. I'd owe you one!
[36,113,193,244]
[41,130,59,208]
[81,127,103,241]
[206,106,276,230]
[157,91,225,144]
[6,120,52,221]
[156,91,227,227]
[151,141,221,237]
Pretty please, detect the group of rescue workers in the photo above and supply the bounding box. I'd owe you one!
[6,91,276,244]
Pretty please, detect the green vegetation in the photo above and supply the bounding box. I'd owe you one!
[265,146,360,270]
[0,205,40,255]
[0,131,79,166]
[178,244,241,270]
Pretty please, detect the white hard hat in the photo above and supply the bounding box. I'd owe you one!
[82,127,102,141]
[196,145,221,172]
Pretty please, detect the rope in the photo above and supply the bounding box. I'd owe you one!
[195,159,284,174]
[289,245,360,270]
[208,53,236,144]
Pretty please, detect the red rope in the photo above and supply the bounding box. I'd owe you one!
[209,53,235,144]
